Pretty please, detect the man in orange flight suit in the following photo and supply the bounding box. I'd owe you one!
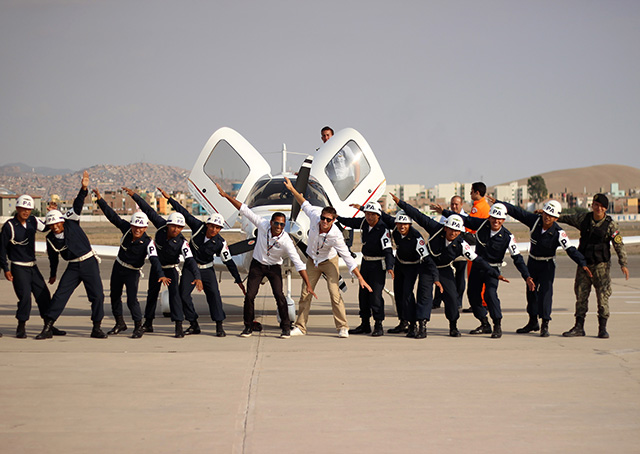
[462,182,491,312]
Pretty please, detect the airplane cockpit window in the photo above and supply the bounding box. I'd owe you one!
[246,177,330,208]
[203,140,249,197]
[324,140,371,200]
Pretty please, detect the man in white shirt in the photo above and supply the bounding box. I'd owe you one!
[283,177,371,338]
[216,182,316,338]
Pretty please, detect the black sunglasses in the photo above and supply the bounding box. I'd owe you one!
[320,216,335,222]
[272,221,286,227]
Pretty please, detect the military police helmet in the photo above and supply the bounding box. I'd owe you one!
[16,195,35,210]
[166,212,186,227]
[130,211,149,227]
[542,200,562,218]
[206,213,225,227]
[489,203,507,220]
[45,210,65,225]
[363,201,382,215]
[395,210,412,224]
[445,214,465,232]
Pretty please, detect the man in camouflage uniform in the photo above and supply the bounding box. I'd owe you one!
[558,194,629,338]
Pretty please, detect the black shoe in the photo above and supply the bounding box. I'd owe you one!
[388,320,409,334]
[90,322,108,339]
[51,326,67,336]
[184,320,201,335]
[174,321,185,338]
[107,315,127,335]
[349,321,372,335]
[16,321,27,339]
[540,320,550,337]
[240,326,253,337]
[406,323,417,338]
[142,318,154,333]
[490,320,502,339]
[35,319,54,340]
[462,307,473,313]
[516,316,540,334]
[252,321,263,332]
[280,327,291,339]
[415,320,427,339]
[449,321,461,338]
[371,320,384,337]
[131,321,144,339]
[470,317,492,335]
[215,321,226,337]
[563,317,585,337]
[597,317,609,339]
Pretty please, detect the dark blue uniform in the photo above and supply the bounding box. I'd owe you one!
[96,198,162,323]
[400,201,499,328]
[336,216,394,323]
[132,194,201,322]
[499,201,587,322]
[0,216,51,324]
[46,188,105,323]
[444,211,530,323]
[168,198,242,323]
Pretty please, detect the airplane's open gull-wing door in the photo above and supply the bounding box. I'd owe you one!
[188,127,271,228]
[310,128,386,218]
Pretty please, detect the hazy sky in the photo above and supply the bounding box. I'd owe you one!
[1,0,638,186]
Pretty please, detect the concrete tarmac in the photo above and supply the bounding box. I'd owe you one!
[0,256,639,453]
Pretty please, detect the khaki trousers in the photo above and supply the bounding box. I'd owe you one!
[295,255,349,333]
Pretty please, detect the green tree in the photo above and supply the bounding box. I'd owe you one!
[527,175,548,204]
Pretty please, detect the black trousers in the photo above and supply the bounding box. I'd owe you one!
[47,257,104,322]
[433,266,460,323]
[145,266,183,322]
[358,260,386,321]
[109,261,142,322]
[468,265,502,321]
[243,259,289,328]
[11,263,50,322]
[526,258,556,321]
[181,267,226,322]
[393,262,436,322]
[433,261,466,309]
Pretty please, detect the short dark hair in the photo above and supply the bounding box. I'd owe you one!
[271,212,286,222]
[471,182,486,196]
[321,126,334,135]
[321,206,337,218]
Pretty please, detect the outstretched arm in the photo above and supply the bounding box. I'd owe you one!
[283,177,306,207]
[122,187,166,228]
[216,182,242,211]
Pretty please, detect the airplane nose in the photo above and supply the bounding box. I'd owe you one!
[287,221,303,238]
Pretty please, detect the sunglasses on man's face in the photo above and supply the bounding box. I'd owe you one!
[320,216,335,222]
[272,221,286,227]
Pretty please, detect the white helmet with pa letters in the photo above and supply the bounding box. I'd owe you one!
[445,214,465,232]
[363,201,382,215]
[167,212,186,227]
[130,211,149,227]
[395,210,412,224]
[543,200,562,218]
[489,203,507,220]
[206,213,225,227]
[16,195,34,210]
[45,210,65,225]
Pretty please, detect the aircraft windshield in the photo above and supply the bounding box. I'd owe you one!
[246,177,331,208]
[324,140,371,200]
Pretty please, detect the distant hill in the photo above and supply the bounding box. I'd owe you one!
[494,164,640,196]
[0,162,190,200]
[0,162,75,176]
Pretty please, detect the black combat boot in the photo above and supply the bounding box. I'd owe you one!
[91,321,108,339]
[51,326,67,336]
[216,321,226,337]
[562,316,585,337]
[371,320,384,337]
[490,319,502,338]
[470,317,492,334]
[540,319,550,337]
[184,320,201,335]
[142,318,154,333]
[516,315,540,334]
[597,317,609,339]
[449,320,461,337]
[131,320,144,339]
[388,320,409,334]
[16,321,27,339]
[35,318,54,340]
[349,319,372,335]
[175,321,184,338]
[406,322,417,338]
[107,315,127,335]
[415,320,427,339]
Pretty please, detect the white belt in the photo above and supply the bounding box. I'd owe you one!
[116,257,143,271]
[69,250,100,263]
[162,264,180,269]
[197,262,214,269]
[362,255,384,261]
[530,254,555,261]
[488,263,502,267]
[397,258,420,265]
[437,262,454,269]
[11,261,36,267]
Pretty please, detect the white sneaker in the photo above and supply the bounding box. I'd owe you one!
[290,326,305,336]
[338,328,349,338]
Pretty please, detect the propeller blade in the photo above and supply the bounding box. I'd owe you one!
[228,238,256,256]
[290,155,313,222]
